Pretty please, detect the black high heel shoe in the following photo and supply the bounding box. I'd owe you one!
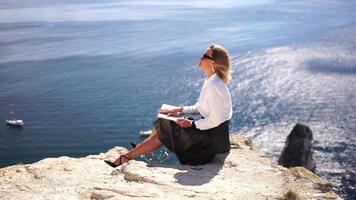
[104,155,130,168]
[130,142,137,149]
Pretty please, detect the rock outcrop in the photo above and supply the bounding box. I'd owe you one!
[0,135,340,200]
[278,123,316,172]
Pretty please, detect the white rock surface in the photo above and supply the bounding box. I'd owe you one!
[0,135,341,200]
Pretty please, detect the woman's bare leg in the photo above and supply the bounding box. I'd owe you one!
[134,127,158,148]
[114,134,162,165]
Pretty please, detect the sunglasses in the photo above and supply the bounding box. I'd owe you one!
[202,53,214,61]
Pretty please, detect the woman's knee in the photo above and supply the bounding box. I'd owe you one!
[152,134,162,145]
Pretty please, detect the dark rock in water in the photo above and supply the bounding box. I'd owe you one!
[278,123,316,172]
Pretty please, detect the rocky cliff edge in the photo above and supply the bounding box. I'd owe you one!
[0,135,341,200]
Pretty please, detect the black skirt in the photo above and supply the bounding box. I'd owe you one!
[153,118,230,165]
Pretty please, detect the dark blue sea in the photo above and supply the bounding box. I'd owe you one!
[0,0,355,198]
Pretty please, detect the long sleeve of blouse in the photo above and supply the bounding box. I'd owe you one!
[182,73,232,130]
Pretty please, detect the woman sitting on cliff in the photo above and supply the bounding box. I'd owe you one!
[105,44,233,167]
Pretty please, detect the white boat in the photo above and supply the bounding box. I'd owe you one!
[139,130,152,136]
[5,119,24,127]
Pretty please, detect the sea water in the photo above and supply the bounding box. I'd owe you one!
[0,0,355,198]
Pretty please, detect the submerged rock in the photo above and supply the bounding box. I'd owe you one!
[0,135,339,200]
[278,123,316,172]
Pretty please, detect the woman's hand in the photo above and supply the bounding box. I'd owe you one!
[176,118,192,128]
[158,107,183,116]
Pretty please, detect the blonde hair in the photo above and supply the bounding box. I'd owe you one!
[209,44,232,84]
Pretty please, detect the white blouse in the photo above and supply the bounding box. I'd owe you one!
[182,73,232,130]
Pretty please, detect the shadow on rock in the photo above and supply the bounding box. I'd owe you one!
[152,152,228,186]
